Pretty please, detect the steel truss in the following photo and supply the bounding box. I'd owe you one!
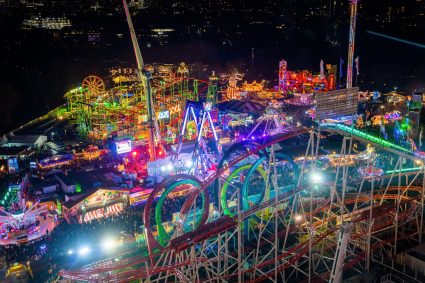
[59,128,425,282]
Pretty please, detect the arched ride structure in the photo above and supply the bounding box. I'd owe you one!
[64,76,214,141]
[59,127,425,283]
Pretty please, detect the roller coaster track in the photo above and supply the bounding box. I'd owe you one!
[62,185,420,282]
[245,197,421,283]
[59,128,425,282]
[320,123,425,161]
[59,129,307,281]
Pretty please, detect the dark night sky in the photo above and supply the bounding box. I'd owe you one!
[0,0,424,134]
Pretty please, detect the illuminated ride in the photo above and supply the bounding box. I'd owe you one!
[279,59,337,107]
[57,1,425,281]
[0,202,47,243]
[65,74,214,142]
[58,124,425,283]
[81,75,106,99]
[358,165,384,178]
[173,101,221,178]
[384,110,402,121]
[245,105,296,140]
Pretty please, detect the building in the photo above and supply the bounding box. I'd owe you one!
[53,169,129,223]
[55,169,121,194]
[22,16,72,30]
[1,135,47,149]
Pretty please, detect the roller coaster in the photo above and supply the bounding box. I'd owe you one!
[64,74,216,141]
[58,125,425,282]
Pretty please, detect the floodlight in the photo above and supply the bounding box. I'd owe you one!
[185,160,193,167]
[78,246,90,256]
[310,172,323,184]
[101,238,116,252]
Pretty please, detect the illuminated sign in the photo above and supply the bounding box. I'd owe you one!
[170,104,181,114]
[8,157,19,174]
[157,110,170,120]
[116,140,132,154]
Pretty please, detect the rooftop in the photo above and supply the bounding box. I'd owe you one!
[3,135,45,146]
[56,168,121,191]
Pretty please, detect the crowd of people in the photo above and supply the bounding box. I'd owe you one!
[0,203,146,282]
[0,236,47,271]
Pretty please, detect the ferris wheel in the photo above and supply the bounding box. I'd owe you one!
[82,75,105,100]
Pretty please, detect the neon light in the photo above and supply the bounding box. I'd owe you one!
[155,179,205,247]
[207,111,218,142]
[220,164,267,217]
[197,113,207,143]
[157,110,170,120]
[321,123,412,154]
[76,183,82,193]
[385,167,422,174]
[170,104,181,115]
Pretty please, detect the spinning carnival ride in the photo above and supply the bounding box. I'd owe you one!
[245,105,296,140]
[0,202,46,237]
[173,101,221,178]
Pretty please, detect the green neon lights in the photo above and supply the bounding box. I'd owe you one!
[321,123,412,154]
[155,179,204,247]
[75,183,82,193]
[220,163,267,217]
[385,167,422,174]
[1,185,20,206]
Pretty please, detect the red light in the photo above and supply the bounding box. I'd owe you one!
[132,151,138,157]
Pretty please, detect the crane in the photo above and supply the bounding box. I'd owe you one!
[123,0,161,161]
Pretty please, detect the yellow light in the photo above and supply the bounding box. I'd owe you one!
[295,214,302,222]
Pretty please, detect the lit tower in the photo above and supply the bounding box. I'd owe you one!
[346,0,358,89]
[123,0,157,161]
